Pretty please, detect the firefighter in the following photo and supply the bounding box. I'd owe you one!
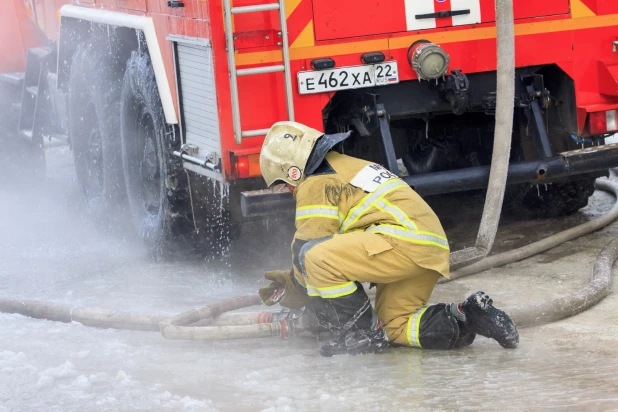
[258,121,519,356]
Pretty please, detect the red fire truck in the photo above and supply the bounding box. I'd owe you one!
[1,0,618,256]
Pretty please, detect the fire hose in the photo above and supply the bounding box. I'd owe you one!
[447,177,618,328]
[448,0,515,270]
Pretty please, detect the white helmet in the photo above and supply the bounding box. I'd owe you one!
[260,121,323,187]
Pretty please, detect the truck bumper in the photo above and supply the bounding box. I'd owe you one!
[240,143,618,218]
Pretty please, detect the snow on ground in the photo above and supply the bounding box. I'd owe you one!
[1,310,618,411]
[0,146,617,410]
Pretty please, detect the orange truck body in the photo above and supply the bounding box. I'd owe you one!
[0,1,46,72]
[7,0,618,182]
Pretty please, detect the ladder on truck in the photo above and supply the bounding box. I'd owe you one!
[223,0,295,144]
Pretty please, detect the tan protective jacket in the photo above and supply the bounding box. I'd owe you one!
[292,152,450,284]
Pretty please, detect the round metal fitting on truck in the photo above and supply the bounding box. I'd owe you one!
[407,41,450,80]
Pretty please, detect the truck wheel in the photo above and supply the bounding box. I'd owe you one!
[68,43,126,229]
[504,176,597,219]
[120,50,196,257]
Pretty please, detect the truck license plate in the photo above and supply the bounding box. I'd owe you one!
[297,62,399,95]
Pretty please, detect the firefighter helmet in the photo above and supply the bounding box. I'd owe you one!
[260,121,324,187]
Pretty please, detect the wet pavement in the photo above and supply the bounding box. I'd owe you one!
[1,146,617,411]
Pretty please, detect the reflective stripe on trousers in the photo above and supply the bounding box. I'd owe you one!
[306,281,358,298]
[407,306,429,348]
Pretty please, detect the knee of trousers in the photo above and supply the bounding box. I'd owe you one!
[299,235,341,285]
[406,304,467,349]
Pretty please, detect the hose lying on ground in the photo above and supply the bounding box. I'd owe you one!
[0,177,616,339]
[444,177,618,329]
[167,294,262,326]
[0,294,292,339]
[0,298,166,331]
[159,320,289,341]
[443,179,618,282]
[159,294,300,340]
[508,238,618,327]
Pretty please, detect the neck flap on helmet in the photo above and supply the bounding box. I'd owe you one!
[304,131,352,176]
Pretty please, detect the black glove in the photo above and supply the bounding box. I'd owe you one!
[259,270,309,310]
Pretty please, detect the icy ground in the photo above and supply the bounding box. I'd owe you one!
[1,146,618,411]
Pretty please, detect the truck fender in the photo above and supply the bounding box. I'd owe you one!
[57,5,178,125]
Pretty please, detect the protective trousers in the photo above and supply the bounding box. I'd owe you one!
[301,231,470,349]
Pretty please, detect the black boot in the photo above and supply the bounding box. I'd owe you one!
[310,283,389,357]
[320,326,389,357]
[457,291,519,349]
